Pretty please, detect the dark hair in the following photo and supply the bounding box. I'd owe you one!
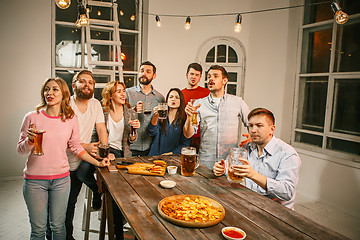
[248,108,275,125]
[72,70,95,84]
[159,88,186,135]
[208,65,229,79]
[186,63,202,74]
[140,61,156,74]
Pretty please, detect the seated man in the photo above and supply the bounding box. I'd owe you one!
[213,108,301,209]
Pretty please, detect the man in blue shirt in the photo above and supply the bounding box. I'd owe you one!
[213,108,301,209]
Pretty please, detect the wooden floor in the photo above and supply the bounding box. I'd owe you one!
[1,177,359,239]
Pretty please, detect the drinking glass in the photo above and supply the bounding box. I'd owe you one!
[98,143,110,159]
[181,147,199,177]
[158,103,168,120]
[34,130,46,155]
[227,148,247,184]
[129,111,138,137]
[190,99,198,126]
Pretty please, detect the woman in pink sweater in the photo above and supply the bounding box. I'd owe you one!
[17,78,109,240]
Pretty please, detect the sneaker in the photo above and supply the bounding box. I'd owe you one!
[92,192,102,210]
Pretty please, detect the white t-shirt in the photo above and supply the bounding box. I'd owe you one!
[67,97,105,171]
[107,115,124,151]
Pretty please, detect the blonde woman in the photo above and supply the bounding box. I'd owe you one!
[17,78,109,239]
[94,80,140,158]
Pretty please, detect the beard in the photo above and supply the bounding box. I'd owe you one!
[74,85,94,99]
[139,76,152,85]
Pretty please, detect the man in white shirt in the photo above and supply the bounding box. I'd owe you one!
[65,70,108,240]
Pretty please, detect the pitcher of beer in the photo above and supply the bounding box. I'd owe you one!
[181,147,199,176]
[227,148,247,184]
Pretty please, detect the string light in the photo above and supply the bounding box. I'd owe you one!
[130,14,135,21]
[97,10,101,16]
[331,1,348,24]
[120,10,124,16]
[184,16,191,30]
[75,4,89,28]
[55,0,71,9]
[155,15,161,27]
[234,14,242,33]
[141,1,347,31]
[121,53,126,61]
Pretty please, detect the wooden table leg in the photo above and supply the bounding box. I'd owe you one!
[99,190,106,240]
[105,190,115,240]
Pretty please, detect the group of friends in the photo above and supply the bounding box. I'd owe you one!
[17,61,301,240]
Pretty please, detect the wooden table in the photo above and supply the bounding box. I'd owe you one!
[97,155,347,240]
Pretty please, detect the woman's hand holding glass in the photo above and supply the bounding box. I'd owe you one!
[27,124,37,143]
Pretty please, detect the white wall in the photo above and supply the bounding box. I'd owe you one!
[0,0,52,177]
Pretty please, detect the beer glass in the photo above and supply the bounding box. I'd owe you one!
[34,130,46,155]
[144,101,152,116]
[98,143,110,159]
[129,111,138,137]
[227,148,247,184]
[158,103,168,120]
[181,147,199,176]
[190,99,198,126]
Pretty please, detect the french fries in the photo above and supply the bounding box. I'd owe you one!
[161,197,222,223]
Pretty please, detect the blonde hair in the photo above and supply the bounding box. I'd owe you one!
[36,78,75,122]
[101,81,131,112]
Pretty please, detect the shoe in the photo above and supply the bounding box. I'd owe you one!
[92,192,102,210]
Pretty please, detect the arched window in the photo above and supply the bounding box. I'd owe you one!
[197,37,246,98]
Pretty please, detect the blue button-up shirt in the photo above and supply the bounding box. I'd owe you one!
[126,85,164,152]
[244,136,301,209]
[194,93,250,169]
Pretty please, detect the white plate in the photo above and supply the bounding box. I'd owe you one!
[160,180,176,188]
[222,227,246,240]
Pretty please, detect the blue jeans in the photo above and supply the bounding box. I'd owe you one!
[23,176,70,240]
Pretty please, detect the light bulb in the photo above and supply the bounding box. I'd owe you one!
[55,0,71,9]
[75,19,81,28]
[335,10,348,24]
[331,2,348,24]
[79,14,89,26]
[120,10,124,16]
[234,23,242,32]
[130,15,135,21]
[97,10,101,16]
[184,16,191,30]
[234,14,242,33]
[155,15,161,27]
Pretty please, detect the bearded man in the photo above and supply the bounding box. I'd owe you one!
[126,61,165,156]
[64,70,108,240]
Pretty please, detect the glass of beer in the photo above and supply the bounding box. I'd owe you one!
[129,111,138,137]
[190,99,198,126]
[34,130,46,155]
[227,148,247,184]
[144,101,152,116]
[181,147,199,177]
[158,103,168,120]
[98,143,110,160]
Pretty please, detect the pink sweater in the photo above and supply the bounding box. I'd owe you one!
[17,110,86,180]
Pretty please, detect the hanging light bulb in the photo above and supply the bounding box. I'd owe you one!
[119,10,124,16]
[130,15,135,21]
[184,16,191,30]
[55,0,71,9]
[155,15,161,27]
[234,14,242,33]
[97,10,101,16]
[75,4,89,27]
[331,1,348,24]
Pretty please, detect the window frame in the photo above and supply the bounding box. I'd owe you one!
[291,6,360,163]
[51,0,142,97]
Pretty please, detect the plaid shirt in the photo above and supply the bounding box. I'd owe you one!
[194,93,250,169]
